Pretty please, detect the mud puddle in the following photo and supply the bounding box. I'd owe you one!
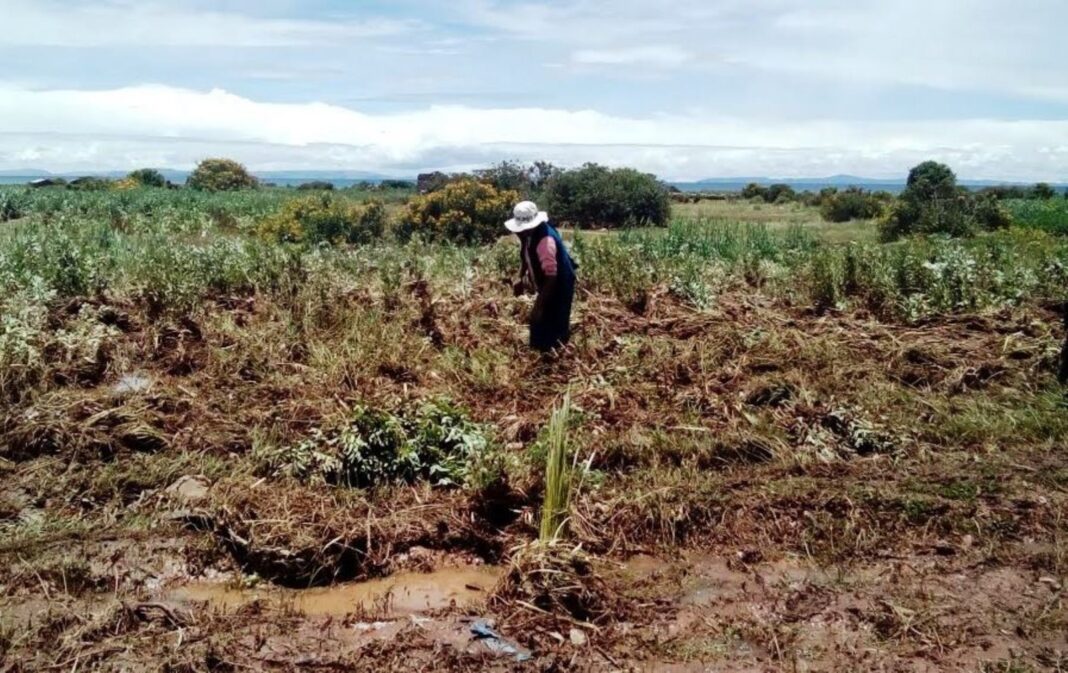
[171,565,501,617]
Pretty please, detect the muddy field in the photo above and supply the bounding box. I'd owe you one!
[2,251,1066,673]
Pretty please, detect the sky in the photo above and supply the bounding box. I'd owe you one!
[1,0,1066,181]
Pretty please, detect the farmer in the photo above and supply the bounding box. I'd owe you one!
[506,201,577,353]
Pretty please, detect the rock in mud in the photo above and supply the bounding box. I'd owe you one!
[569,627,588,647]
[166,476,210,504]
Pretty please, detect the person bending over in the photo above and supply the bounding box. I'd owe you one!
[505,201,577,353]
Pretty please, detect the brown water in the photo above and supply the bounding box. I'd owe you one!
[171,566,501,617]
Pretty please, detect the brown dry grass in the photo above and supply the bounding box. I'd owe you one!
[1,267,1065,670]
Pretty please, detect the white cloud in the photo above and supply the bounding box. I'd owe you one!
[457,0,1068,102]
[572,46,693,67]
[1,84,1066,180]
[0,0,416,47]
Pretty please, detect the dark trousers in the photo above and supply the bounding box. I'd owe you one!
[530,277,575,352]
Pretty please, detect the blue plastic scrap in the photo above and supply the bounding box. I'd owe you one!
[470,619,533,662]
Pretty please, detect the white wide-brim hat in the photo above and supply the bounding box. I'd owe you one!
[505,200,549,233]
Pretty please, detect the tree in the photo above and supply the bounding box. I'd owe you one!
[1031,182,1057,200]
[765,183,796,204]
[544,163,670,229]
[127,168,166,188]
[741,183,768,201]
[416,172,452,194]
[905,161,958,202]
[187,158,258,191]
[475,161,561,198]
[880,161,1012,240]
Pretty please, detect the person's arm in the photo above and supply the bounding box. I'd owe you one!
[530,236,559,322]
[514,239,531,296]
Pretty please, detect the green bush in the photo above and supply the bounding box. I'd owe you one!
[400,179,518,245]
[257,193,385,245]
[127,169,167,188]
[258,400,500,489]
[545,163,670,229]
[297,181,334,191]
[740,183,798,204]
[880,161,1012,241]
[0,191,24,222]
[741,183,767,201]
[820,187,886,222]
[187,158,258,192]
[766,184,796,204]
[1031,182,1057,200]
[67,176,112,191]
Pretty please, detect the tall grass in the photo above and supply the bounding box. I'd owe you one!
[573,219,1068,320]
[539,392,573,543]
[2,189,1065,325]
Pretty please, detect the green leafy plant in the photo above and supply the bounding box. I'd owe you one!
[258,399,499,489]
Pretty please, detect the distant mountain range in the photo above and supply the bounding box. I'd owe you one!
[1,169,1064,193]
[672,175,1068,194]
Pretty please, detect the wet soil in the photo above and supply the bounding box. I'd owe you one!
[170,565,501,617]
[2,284,1066,671]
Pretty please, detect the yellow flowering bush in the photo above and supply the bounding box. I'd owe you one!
[401,179,518,245]
[257,193,386,245]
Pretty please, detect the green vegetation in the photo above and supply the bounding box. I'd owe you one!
[401,179,519,244]
[545,163,670,228]
[187,158,258,191]
[1008,197,1068,235]
[742,182,797,204]
[819,187,887,222]
[126,168,167,188]
[539,392,573,543]
[475,160,559,198]
[297,180,335,191]
[1,157,1066,672]
[1031,182,1057,200]
[257,192,386,245]
[880,161,1013,240]
[257,399,498,489]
